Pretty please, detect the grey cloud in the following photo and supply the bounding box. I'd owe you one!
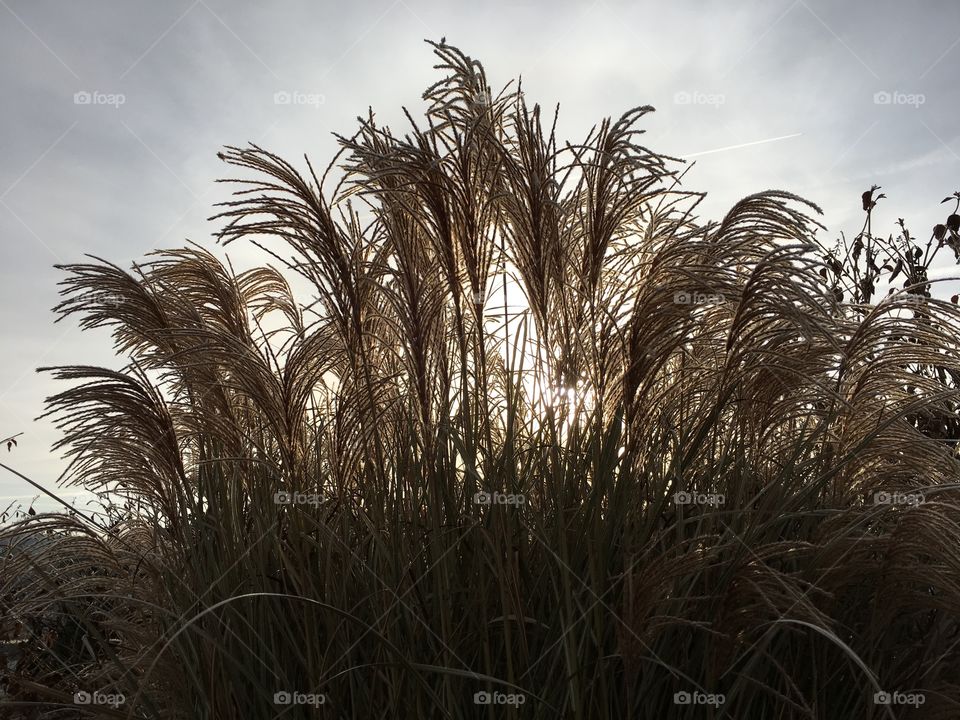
[1,0,959,509]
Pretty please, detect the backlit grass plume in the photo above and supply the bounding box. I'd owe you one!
[3,40,960,719]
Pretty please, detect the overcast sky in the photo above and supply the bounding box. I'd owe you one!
[2,0,959,514]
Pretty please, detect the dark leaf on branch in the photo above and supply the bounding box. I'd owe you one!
[891,259,903,282]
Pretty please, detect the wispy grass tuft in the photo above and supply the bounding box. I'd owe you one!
[4,40,960,718]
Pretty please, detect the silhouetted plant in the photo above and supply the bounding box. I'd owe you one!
[4,40,960,719]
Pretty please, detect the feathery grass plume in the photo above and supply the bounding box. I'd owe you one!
[3,39,960,718]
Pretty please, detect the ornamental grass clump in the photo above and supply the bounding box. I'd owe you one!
[3,40,960,719]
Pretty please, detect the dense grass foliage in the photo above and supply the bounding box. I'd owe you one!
[4,41,960,718]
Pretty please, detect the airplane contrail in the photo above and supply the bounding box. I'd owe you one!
[682,132,803,159]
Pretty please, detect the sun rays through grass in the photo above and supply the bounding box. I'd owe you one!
[3,40,960,719]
